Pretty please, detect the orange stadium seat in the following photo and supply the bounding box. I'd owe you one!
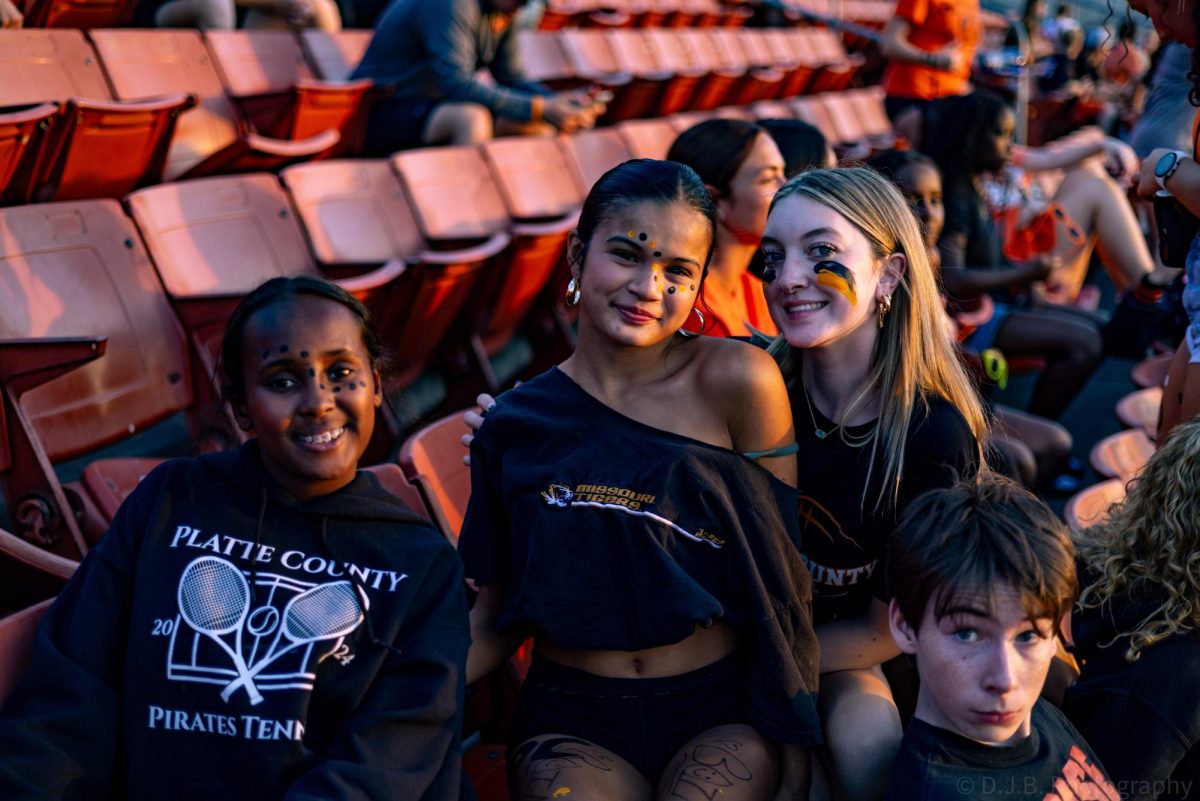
[559,128,634,192]
[805,28,863,94]
[516,30,582,91]
[204,31,373,156]
[299,30,373,82]
[667,110,714,132]
[1131,352,1172,389]
[0,599,53,704]
[789,95,840,143]
[0,30,192,203]
[0,199,201,566]
[559,29,644,122]
[676,29,744,111]
[90,29,338,181]
[844,86,898,148]
[280,159,509,389]
[1064,479,1126,530]
[707,28,783,106]
[538,0,590,30]
[1089,428,1155,482]
[363,463,430,520]
[641,28,708,115]
[603,29,675,120]
[0,104,57,205]
[817,92,871,149]
[617,117,679,159]
[750,99,795,121]
[22,0,135,29]
[397,411,471,544]
[762,28,815,98]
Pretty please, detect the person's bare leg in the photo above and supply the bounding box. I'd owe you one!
[993,308,1103,419]
[509,734,652,801]
[1054,165,1154,294]
[819,666,902,801]
[496,118,556,138]
[992,405,1073,483]
[423,102,493,146]
[658,724,780,801]
[155,0,234,28]
[242,0,340,29]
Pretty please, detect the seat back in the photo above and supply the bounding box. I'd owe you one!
[516,30,577,86]
[0,104,58,204]
[1064,479,1125,530]
[397,411,472,543]
[391,146,510,243]
[845,87,893,138]
[205,30,315,97]
[703,28,749,71]
[560,29,624,78]
[23,0,135,29]
[0,30,113,106]
[127,173,317,299]
[90,29,239,179]
[789,96,839,143]
[299,30,373,81]
[605,29,667,79]
[0,199,193,461]
[816,93,866,145]
[558,129,634,194]
[363,463,430,520]
[281,159,426,266]
[0,599,53,707]
[481,137,583,223]
[617,118,678,160]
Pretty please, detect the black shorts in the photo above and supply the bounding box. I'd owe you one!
[361,95,439,156]
[508,651,749,785]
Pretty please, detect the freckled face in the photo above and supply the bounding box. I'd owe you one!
[895,162,945,248]
[238,296,381,501]
[891,587,1059,747]
[572,200,710,349]
[719,133,787,246]
[761,194,886,350]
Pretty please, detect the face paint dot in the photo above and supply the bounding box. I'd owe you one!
[628,230,636,238]
[689,284,695,291]
[307,368,316,377]
[333,386,341,393]
[261,350,270,360]
[649,241,656,249]
[279,345,288,353]
[347,382,356,390]
[653,251,662,258]
[667,286,676,294]
[763,268,777,283]
[319,384,326,390]
[652,263,661,270]
[300,350,309,358]
[638,232,647,241]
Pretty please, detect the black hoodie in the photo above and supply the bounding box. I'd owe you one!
[1065,569,1200,801]
[0,442,469,801]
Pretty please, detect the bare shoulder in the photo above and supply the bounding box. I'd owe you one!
[690,337,788,408]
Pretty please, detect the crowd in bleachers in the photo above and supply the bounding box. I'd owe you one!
[1,0,1199,798]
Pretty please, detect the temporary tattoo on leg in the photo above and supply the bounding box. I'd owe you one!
[510,737,613,801]
[664,738,754,801]
[814,260,857,305]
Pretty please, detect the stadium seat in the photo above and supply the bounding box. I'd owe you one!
[22,0,135,29]
[602,30,676,120]
[750,100,795,120]
[1115,386,1162,438]
[1089,428,1155,482]
[762,28,815,98]
[1064,478,1126,530]
[204,31,373,156]
[299,30,373,82]
[706,28,783,106]
[363,463,429,520]
[1131,352,1172,389]
[90,29,338,181]
[815,92,873,157]
[397,411,472,544]
[640,28,707,115]
[0,199,201,562]
[0,30,192,203]
[804,28,863,94]
[675,29,744,111]
[280,159,509,389]
[0,104,58,205]
[844,86,899,148]
[559,29,651,123]
[789,96,840,144]
[515,30,581,90]
[617,118,679,159]
[559,128,634,192]
[0,598,53,704]
[538,0,589,30]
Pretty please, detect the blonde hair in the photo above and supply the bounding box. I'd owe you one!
[1076,417,1200,662]
[765,167,987,512]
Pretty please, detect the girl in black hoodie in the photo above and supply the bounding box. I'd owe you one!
[0,277,469,801]
[1067,417,1200,800]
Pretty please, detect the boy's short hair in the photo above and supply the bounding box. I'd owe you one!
[886,474,1077,631]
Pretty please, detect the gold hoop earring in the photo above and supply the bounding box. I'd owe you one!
[877,294,892,329]
[565,276,581,308]
[678,307,705,338]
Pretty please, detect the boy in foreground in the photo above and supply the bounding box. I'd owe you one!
[883,475,1120,800]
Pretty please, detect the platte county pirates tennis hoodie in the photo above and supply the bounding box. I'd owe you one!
[0,441,469,801]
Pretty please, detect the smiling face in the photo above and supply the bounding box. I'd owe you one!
[718,133,787,246]
[890,586,1059,747]
[895,161,945,249]
[237,295,382,500]
[761,193,901,351]
[571,199,712,348]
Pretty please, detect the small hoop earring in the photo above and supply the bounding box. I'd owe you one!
[564,276,581,308]
[678,307,705,338]
[877,294,892,329]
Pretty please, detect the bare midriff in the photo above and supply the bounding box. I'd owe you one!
[536,620,739,679]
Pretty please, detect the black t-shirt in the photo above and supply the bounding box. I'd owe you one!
[791,387,978,624]
[940,184,1004,274]
[886,700,1121,800]
[458,366,822,745]
[1065,568,1200,801]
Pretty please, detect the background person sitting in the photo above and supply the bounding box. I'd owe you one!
[351,0,605,152]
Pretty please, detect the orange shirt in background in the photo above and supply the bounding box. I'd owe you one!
[700,273,779,339]
[883,0,981,101]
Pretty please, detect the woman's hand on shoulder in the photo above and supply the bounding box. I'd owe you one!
[460,393,497,466]
[698,341,796,487]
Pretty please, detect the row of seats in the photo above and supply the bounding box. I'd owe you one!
[0,28,373,204]
[534,0,895,31]
[519,26,863,120]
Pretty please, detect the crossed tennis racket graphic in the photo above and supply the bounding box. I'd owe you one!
[177,556,366,706]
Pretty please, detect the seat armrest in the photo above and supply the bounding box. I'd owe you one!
[417,232,512,266]
[0,337,107,399]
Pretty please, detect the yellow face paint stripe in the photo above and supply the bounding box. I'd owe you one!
[815,262,857,306]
